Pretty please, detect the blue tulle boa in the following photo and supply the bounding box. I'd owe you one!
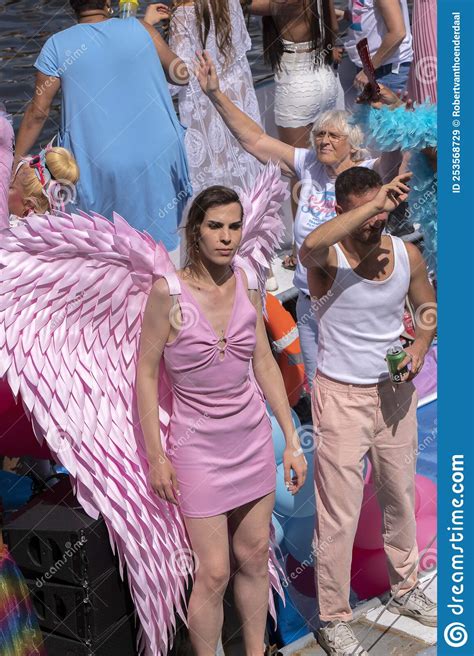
[351,103,437,152]
[351,104,437,266]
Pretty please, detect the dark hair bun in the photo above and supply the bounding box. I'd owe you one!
[70,1,108,14]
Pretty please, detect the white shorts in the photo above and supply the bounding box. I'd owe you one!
[274,41,339,129]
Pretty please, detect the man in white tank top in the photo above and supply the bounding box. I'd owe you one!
[299,167,437,655]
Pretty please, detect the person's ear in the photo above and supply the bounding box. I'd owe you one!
[335,203,344,215]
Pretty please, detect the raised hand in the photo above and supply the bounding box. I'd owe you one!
[371,172,412,213]
[144,3,172,26]
[356,82,404,109]
[194,50,220,95]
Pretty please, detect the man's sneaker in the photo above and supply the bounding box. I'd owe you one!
[388,585,437,627]
[317,621,369,656]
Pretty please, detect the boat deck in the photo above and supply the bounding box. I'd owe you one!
[278,574,437,656]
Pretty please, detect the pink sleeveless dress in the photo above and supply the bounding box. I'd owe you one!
[162,266,277,518]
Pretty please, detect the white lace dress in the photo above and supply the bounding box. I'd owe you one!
[168,0,263,198]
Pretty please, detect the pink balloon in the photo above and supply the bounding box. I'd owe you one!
[354,483,384,550]
[354,481,422,551]
[415,475,437,517]
[351,513,437,599]
[415,483,422,515]
[416,514,437,573]
[351,546,389,599]
[364,458,372,483]
[285,553,316,598]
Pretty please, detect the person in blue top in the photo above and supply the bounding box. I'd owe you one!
[14,1,192,254]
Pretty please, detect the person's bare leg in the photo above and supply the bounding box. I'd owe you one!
[277,124,313,269]
[184,513,230,656]
[228,492,275,656]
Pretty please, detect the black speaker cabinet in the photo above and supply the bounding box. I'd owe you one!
[25,566,134,641]
[3,478,118,585]
[2,478,138,654]
[41,613,138,656]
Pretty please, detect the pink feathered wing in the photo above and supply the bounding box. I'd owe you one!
[234,162,288,314]
[0,162,288,655]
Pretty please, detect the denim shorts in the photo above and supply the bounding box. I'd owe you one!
[356,61,411,94]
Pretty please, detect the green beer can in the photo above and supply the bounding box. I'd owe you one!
[386,346,409,383]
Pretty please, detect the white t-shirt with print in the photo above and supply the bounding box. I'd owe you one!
[343,0,413,69]
[293,148,378,295]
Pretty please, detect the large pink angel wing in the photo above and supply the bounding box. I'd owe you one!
[233,161,289,598]
[0,209,285,654]
[0,210,185,655]
[234,161,289,313]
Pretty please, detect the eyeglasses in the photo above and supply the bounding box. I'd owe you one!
[313,130,347,143]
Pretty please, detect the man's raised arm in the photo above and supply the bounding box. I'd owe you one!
[299,173,412,269]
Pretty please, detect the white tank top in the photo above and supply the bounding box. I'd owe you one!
[315,236,410,384]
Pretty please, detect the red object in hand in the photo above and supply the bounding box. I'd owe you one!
[356,38,381,101]
[403,309,416,339]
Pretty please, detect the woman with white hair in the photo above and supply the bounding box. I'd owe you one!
[195,51,398,386]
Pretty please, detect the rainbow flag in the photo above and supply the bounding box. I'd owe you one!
[0,545,45,656]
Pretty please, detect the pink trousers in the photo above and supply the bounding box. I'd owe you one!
[311,371,420,621]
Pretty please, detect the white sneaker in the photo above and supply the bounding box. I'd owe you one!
[265,275,279,292]
[317,621,368,656]
[388,585,437,627]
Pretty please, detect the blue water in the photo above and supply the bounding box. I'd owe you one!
[0,1,273,143]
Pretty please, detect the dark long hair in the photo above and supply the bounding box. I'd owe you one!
[262,0,334,71]
[184,186,243,275]
[174,0,234,68]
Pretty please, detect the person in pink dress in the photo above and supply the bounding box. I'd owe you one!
[137,184,307,656]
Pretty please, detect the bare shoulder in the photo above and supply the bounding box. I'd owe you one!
[307,245,338,297]
[312,243,338,271]
[150,277,174,307]
[403,241,426,272]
